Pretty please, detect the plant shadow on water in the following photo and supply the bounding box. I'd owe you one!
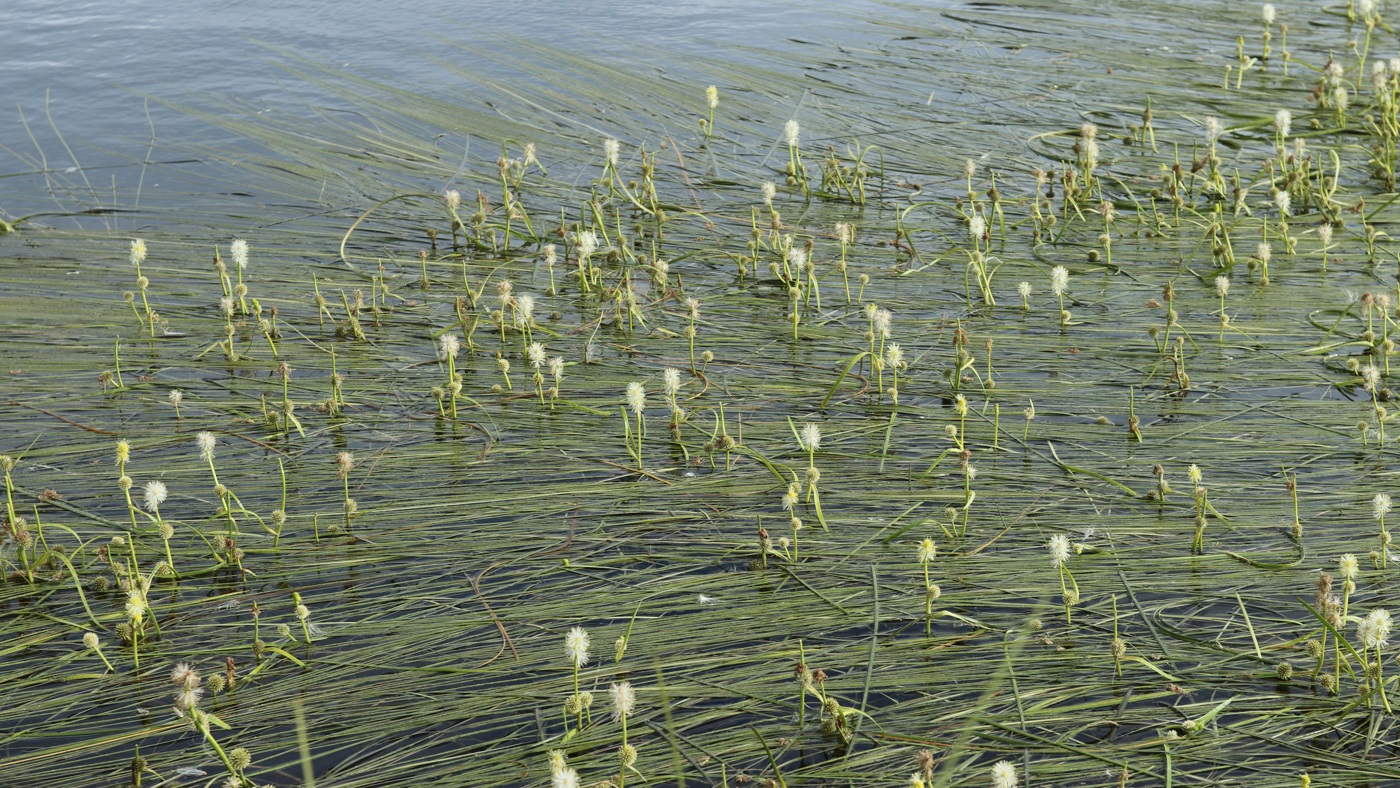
[11,0,1400,785]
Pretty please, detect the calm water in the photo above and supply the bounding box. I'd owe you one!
[2,0,888,211]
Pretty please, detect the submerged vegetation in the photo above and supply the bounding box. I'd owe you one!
[12,0,1400,785]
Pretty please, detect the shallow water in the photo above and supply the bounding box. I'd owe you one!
[5,1,1400,787]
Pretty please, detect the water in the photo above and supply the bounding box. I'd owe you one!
[7,1,1400,786]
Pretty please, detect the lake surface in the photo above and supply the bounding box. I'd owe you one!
[6,1,1400,787]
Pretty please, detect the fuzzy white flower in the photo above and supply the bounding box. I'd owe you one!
[706,85,719,109]
[1340,553,1360,580]
[438,333,461,361]
[1273,108,1290,138]
[1375,492,1392,520]
[1361,608,1393,650]
[564,626,590,668]
[603,138,620,166]
[610,681,636,718]
[784,119,800,147]
[991,760,1019,788]
[1050,265,1069,296]
[577,230,599,259]
[548,356,565,383]
[1275,190,1291,216]
[1214,276,1230,298]
[663,367,682,396]
[552,767,580,788]
[874,308,893,339]
[143,480,168,512]
[762,181,777,206]
[527,342,546,368]
[230,239,248,270]
[130,238,147,266]
[196,432,216,462]
[800,423,821,452]
[1205,116,1223,143]
[917,538,936,564]
[969,214,987,241]
[444,189,461,210]
[1363,364,1383,393]
[626,382,646,415]
[1018,281,1032,299]
[1048,534,1071,567]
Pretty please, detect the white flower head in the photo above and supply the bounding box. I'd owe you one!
[917,538,936,564]
[1018,281,1032,299]
[1275,190,1291,216]
[610,681,636,718]
[969,214,987,240]
[577,230,599,258]
[438,333,461,361]
[230,239,249,270]
[1362,608,1393,650]
[564,626,590,668]
[1205,116,1224,144]
[1375,492,1393,520]
[1048,534,1071,567]
[874,308,893,339]
[129,238,148,266]
[1262,3,1275,25]
[626,382,646,415]
[444,189,461,210]
[1340,553,1360,580]
[663,367,682,396]
[603,138,620,166]
[1319,224,1334,246]
[762,181,777,207]
[784,119,800,147]
[552,767,580,788]
[991,759,1019,788]
[544,244,557,265]
[143,480,168,511]
[706,85,719,109]
[1050,265,1069,296]
[527,342,546,368]
[548,356,565,382]
[1274,108,1291,138]
[787,246,807,271]
[1363,364,1383,393]
[1214,275,1230,297]
[800,423,821,452]
[196,432,216,462]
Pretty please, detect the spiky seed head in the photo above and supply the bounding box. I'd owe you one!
[116,440,131,465]
[83,632,100,650]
